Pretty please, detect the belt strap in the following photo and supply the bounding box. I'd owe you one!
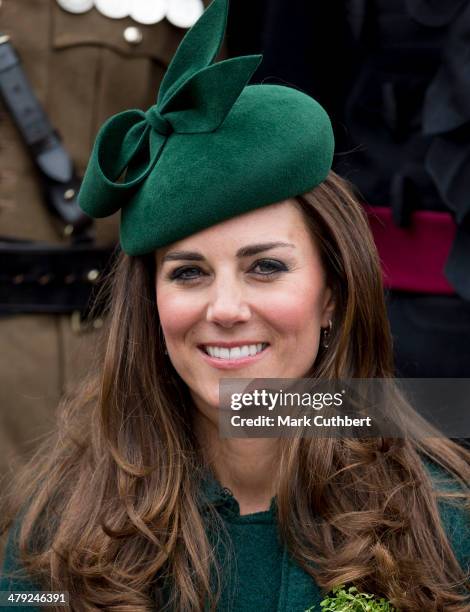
[0,34,92,241]
[0,240,116,315]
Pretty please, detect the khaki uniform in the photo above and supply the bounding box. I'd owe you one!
[0,0,191,477]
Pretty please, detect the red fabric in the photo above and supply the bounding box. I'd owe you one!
[364,205,456,295]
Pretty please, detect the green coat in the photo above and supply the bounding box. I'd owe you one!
[1,458,469,611]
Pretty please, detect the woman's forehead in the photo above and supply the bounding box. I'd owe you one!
[156,199,312,258]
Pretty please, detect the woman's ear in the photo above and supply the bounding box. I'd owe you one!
[321,287,335,327]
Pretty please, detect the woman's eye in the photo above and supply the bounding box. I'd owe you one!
[169,266,205,282]
[250,259,288,275]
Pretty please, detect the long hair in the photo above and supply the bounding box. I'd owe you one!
[1,171,469,611]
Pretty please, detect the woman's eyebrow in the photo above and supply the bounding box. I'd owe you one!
[162,241,294,263]
[162,251,205,262]
[236,242,295,257]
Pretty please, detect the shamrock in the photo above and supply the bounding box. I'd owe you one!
[305,584,397,611]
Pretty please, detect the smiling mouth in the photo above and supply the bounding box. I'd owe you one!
[199,343,269,360]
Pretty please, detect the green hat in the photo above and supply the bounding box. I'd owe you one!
[78,0,334,256]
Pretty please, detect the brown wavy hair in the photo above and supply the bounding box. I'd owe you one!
[1,171,469,611]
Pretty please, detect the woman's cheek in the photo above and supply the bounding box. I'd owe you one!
[258,285,322,332]
[157,289,202,338]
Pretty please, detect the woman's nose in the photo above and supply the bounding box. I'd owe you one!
[205,278,251,327]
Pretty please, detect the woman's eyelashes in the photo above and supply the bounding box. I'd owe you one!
[249,258,289,276]
[169,265,205,282]
[167,258,290,283]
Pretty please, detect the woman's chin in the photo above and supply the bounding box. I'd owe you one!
[189,387,220,416]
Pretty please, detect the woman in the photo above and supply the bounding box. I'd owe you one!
[1,0,469,610]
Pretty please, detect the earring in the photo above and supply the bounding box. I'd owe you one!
[321,320,332,348]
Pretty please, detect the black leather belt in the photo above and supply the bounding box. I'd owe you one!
[0,240,117,316]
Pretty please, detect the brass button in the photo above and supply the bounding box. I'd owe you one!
[87,269,100,283]
[124,26,143,45]
[64,188,76,201]
[38,274,53,285]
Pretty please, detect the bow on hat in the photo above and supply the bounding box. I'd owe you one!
[78,0,262,219]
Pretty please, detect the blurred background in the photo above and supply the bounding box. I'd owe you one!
[1,0,469,491]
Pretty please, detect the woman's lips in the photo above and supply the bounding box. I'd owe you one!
[197,344,270,370]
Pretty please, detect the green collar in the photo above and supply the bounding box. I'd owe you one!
[199,469,278,521]
[199,469,323,612]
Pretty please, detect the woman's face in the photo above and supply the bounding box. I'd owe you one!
[155,200,334,415]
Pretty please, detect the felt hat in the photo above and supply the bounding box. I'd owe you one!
[78,0,334,255]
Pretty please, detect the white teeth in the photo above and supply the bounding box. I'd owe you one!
[240,346,250,358]
[204,344,267,360]
[231,347,241,359]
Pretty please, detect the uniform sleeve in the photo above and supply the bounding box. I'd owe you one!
[422,457,470,573]
[0,520,41,612]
